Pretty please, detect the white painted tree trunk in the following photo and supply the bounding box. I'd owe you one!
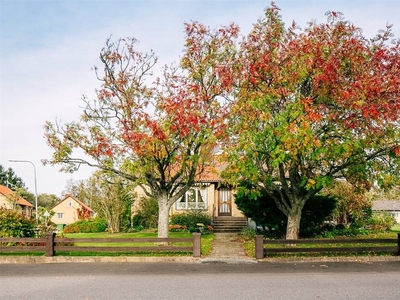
[157,195,170,238]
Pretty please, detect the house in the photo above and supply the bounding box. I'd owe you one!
[0,185,33,219]
[169,163,244,219]
[372,200,400,223]
[50,194,95,229]
[134,163,247,232]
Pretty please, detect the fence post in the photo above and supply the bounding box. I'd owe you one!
[192,233,201,258]
[255,235,264,259]
[397,233,400,256]
[45,232,55,257]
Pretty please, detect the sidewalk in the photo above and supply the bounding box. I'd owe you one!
[199,233,257,264]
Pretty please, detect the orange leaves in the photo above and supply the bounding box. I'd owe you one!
[362,104,379,119]
[392,146,400,157]
[87,136,114,158]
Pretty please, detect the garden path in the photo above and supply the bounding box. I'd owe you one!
[200,233,257,264]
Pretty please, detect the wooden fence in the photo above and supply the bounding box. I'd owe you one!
[255,234,400,259]
[0,233,201,257]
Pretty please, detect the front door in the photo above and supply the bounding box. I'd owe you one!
[218,187,232,216]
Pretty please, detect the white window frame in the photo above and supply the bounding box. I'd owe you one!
[176,186,208,210]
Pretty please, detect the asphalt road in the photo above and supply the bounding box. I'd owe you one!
[1,261,399,300]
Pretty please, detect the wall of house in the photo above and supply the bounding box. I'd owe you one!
[0,195,12,210]
[391,211,400,223]
[133,183,245,219]
[50,197,81,225]
[169,183,244,218]
[0,195,32,219]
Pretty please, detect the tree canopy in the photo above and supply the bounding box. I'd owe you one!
[44,31,232,237]
[0,165,26,191]
[44,4,400,239]
[220,4,400,238]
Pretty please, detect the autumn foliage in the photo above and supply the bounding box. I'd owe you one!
[44,31,232,237]
[44,3,400,239]
[219,4,400,239]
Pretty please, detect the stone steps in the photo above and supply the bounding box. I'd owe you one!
[212,217,247,233]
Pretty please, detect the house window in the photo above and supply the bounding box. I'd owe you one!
[67,201,72,207]
[57,213,64,219]
[176,187,207,210]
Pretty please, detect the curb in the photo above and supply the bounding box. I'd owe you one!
[0,256,200,264]
[199,257,258,264]
[258,256,400,263]
[1,255,399,264]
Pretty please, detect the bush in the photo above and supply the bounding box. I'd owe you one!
[131,197,159,229]
[239,226,257,240]
[63,218,107,233]
[234,185,336,238]
[367,213,396,231]
[170,210,211,229]
[0,208,35,237]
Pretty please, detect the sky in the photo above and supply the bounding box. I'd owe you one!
[1,0,399,198]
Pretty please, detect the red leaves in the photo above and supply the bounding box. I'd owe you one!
[88,136,113,158]
[393,147,400,157]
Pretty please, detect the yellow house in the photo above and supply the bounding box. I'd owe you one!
[0,185,33,219]
[50,194,94,227]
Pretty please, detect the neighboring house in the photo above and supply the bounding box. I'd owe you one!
[0,185,33,219]
[50,194,95,227]
[372,200,400,223]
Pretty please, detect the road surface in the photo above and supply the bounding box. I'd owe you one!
[1,261,399,299]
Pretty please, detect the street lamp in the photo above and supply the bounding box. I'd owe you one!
[8,160,38,224]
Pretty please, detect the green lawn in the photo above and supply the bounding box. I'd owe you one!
[241,230,399,259]
[0,231,214,257]
[60,231,214,257]
[391,223,400,232]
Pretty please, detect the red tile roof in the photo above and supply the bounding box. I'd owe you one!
[0,185,34,207]
[196,163,227,183]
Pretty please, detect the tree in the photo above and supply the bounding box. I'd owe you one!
[63,174,134,233]
[89,171,135,233]
[321,180,372,225]
[0,165,26,190]
[44,33,232,237]
[234,184,336,238]
[37,193,59,209]
[221,4,400,238]
[63,179,93,206]
[0,165,34,204]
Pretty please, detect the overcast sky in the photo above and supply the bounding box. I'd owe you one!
[1,0,399,198]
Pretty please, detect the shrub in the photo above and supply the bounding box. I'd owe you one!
[63,218,107,233]
[239,226,257,240]
[0,208,35,237]
[170,210,211,229]
[367,213,396,231]
[234,185,336,238]
[131,197,159,229]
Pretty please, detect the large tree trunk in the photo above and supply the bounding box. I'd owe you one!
[285,202,305,240]
[157,195,170,238]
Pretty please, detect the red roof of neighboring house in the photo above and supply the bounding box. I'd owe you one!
[59,194,94,212]
[0,185,34,207]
